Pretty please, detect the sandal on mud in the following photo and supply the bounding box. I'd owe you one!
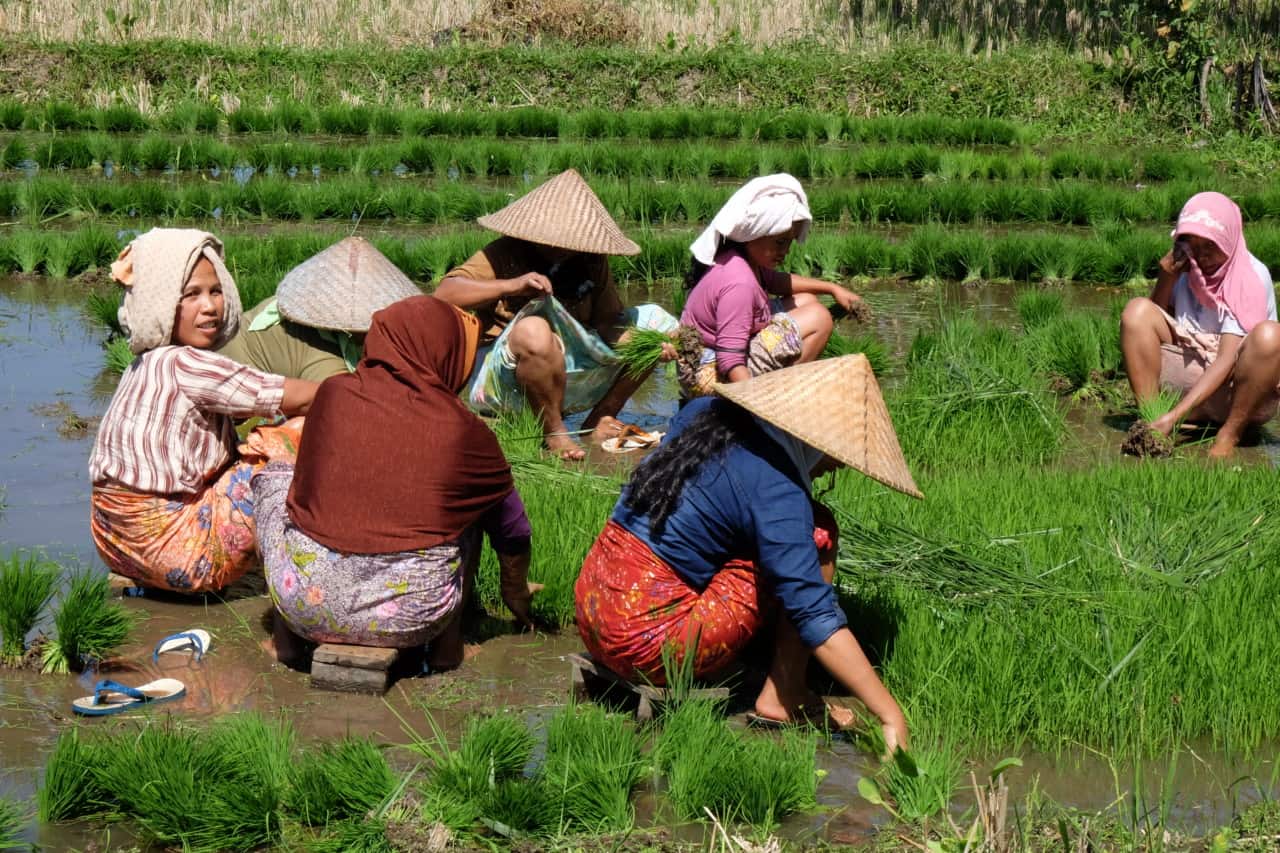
[152,629,212,663]
[601,425,664,454]
[72,678,186,717]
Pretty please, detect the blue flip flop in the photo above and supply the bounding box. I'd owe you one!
[71,678,186,716]
[152,630,212,663]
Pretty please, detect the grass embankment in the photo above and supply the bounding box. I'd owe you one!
[0,41,1168,138]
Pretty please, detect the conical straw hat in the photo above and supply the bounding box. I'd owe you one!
[715,355,923,499]
[275,236,422,332]
[476,169,640,256]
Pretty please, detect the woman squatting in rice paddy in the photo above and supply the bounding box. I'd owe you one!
[1120,191,1280,458]
[574,355,918,749]
[217,236,422,384]
[252,296,539,670]
[88,228,317,594]
[677,174,864,398]
[435,169,678,462]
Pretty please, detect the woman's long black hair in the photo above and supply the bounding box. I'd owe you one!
[622,399,751,539]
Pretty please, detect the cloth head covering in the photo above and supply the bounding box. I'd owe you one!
[1172,192,1268,334]
[715,354,922,498]
[286,295,512,554]
[477,169,640,256]
[690,174,813,266]
[275,236,422,332]
[111,228,242,354]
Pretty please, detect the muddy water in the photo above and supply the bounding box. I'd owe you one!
[0,275,1276,849]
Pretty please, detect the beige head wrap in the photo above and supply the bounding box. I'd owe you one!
[112,228,242,354]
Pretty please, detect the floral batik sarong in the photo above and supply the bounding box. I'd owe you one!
[252,462,476,648]
[89,420,302,593]
[677,311,802,399]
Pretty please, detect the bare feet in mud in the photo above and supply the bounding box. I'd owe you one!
[544,433,586,461]
[1121,421,1173,458]
[753,692,857,729]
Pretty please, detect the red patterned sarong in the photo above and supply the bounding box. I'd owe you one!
[90,420,303,593]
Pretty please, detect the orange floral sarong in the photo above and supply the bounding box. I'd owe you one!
[89,420,302,593]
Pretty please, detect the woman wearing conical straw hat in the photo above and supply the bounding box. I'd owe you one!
[574,355,919,747]
[89,228,318,594]
[218,236,422,382]
[1120,191,1280,458]
[436,169,678,461]
[678,174,866,397]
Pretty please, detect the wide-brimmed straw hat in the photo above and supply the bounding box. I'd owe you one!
[275,236,422,332]
[476,169,640,256]
[715,354,922,498]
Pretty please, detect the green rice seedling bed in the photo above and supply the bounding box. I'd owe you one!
[0,100,1029,146]
[4,174,1271,235]
[0,132,1223,184]
[29,223,1280,303]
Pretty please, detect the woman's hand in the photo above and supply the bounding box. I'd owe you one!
[830,286,864,316]
[502,581,543,630]
[659,341,678,362]
[1150,411,1179,437]
[503,273,553,299]
[1159,244,1189,276]
[880,711,910,759]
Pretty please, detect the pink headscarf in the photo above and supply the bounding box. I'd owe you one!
[1173,192,1268,334]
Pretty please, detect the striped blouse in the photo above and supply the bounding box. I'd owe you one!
[90,346,285,495]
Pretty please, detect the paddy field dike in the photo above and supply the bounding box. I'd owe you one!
[3,9,1280,850]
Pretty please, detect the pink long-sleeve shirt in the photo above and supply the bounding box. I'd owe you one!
[680,247,791,374]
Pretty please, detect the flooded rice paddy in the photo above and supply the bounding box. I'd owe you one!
[1,273,1278,849]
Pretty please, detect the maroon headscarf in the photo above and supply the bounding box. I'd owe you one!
[287,295,513,554]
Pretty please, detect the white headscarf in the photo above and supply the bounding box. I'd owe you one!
[690,174,813,266]
[755,417,826,491]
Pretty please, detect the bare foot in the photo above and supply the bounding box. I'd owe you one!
[1207,441,1238,460]
[545,433,586,461]
[589,415,626,443]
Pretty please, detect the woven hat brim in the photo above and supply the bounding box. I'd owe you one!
[275,237,422,332]
[715,355,923,499]
[476,169,641,257]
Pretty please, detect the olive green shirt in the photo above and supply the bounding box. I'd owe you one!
[216,300,350,383]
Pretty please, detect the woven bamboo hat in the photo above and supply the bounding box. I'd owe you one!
[715,354,922,498]
[476,169,640,256]
[275,236,422,332]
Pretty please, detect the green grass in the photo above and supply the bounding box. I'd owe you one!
[0,795,26,852]
[0,552,59,666]
[40,572,138,674]
[821,329,890,374]
[1014,289,1065,330]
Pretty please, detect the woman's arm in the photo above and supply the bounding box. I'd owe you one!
[435,273,551,310]
[280,378,320,416]
[813,629,909,753]
[786,274,863,315]
[497,550,539,629]
[1153,333,1242,434]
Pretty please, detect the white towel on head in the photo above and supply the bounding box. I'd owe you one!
[690,174,813,266]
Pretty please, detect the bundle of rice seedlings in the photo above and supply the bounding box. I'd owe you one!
[1122,391,1181,458]
[104,337,135,375]
[41,572,138,674]
[39,728,108,822]
[287,737,396,825]
[858,741,963,823]
[480,779,559,838]
[822,330,889,375]
[1026,313,1103,395]
[307,818,394,853]
[84,291,123,336]
[612,327,672,380]
[0,795,27,851]
[657,699,817,828]
[1014,289,1064,330]
[542,703,645,832]
[0,552,59,666]
[415,714,535,803]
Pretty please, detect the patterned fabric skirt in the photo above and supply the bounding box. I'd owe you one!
[1157,308,1279,424]
[89,420,303,594]
[677,311,802,398]
[574,521,771,685]
[252,462,475,648]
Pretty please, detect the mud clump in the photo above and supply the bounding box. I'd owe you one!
[31,401,99,440]
[1121,421,1173,458]
[847,299,873,324]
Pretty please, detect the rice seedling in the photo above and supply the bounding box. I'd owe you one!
[410,713,535,803]
[1023,313,1104,395]
[40,572,138,674]
[857,739,965,824]
[612,327,672,380]
[1014,289,1064,330]
[0,99,25,131]
[479,779,560,838]
[0,796,26,851]
[104,337,135,374]
[822,330,889,375]
[542,703,646,832]
[305,818,394,853]
[39,728,107,822]
[287,737,397,825]
[0,551,59,666]
[1137,389,1181,425]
